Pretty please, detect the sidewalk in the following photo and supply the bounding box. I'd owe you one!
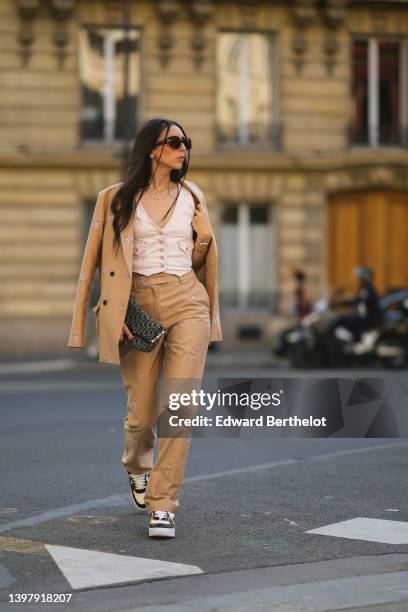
[12,553,408,612]
[105,554,408,612]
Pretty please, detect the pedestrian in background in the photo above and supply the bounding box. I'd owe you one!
[292,269,312,321]
[330,266,381,340]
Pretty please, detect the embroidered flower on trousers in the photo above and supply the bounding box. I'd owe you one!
[163,463,172,475]
[189,347,201,362]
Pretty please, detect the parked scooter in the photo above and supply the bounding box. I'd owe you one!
[375,292,408,368]
[273,290,408,369]
[272,294,338,368]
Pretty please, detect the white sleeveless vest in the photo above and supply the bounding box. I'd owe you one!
[132,184,195,276]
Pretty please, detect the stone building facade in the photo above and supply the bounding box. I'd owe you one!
[1,0,408,355]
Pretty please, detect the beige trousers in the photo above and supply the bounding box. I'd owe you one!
[119,269,211,514]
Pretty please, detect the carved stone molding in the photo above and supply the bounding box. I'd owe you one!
[188,0,214,70]
[321,0,347,76]
[45,0,76,67]
[290,0,318,74]
[16,0,41,65]
[16,0,75,67]
[322,36,340,76]
[324,0,347,27]
[326,165,408,195]
[156,0,181,69]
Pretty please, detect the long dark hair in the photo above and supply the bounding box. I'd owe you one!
[111,117,191,254]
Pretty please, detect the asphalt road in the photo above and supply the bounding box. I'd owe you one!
[0,362,407,611]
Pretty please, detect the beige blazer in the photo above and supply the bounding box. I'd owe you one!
[66,180,223,365]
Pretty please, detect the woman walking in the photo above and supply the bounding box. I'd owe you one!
[67,117,222,538]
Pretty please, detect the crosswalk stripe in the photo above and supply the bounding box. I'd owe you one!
[45,544,203,590]
[306,517,408,544]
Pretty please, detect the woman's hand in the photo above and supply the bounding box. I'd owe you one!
[192,202,212,241]
[119,323,135,343]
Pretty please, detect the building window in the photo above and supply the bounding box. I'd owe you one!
[219,202,277,310]
[215,31,280,149]
[79,26,141,143]
[351,37,407,147]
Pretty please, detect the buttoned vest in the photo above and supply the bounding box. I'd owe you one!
[132,184,195,276]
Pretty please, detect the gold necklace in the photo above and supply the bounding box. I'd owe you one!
[148,182,178,200]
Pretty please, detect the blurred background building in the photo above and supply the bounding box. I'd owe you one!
[1,0,408,356]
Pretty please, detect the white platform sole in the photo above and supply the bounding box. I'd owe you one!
[149,526,176,538]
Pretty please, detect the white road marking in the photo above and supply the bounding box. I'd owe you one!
[0,381,121,394]
[0,359,76,375]
[45,544,203,590]
[306,517,408,544]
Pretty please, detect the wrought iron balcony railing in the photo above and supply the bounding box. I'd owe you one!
[348,123,408,148]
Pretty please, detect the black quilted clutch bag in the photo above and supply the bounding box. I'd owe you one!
[120,297,167,352]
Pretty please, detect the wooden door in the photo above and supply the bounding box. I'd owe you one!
[327,190,408,295]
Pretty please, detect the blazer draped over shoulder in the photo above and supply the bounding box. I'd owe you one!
[67,180,223,365]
